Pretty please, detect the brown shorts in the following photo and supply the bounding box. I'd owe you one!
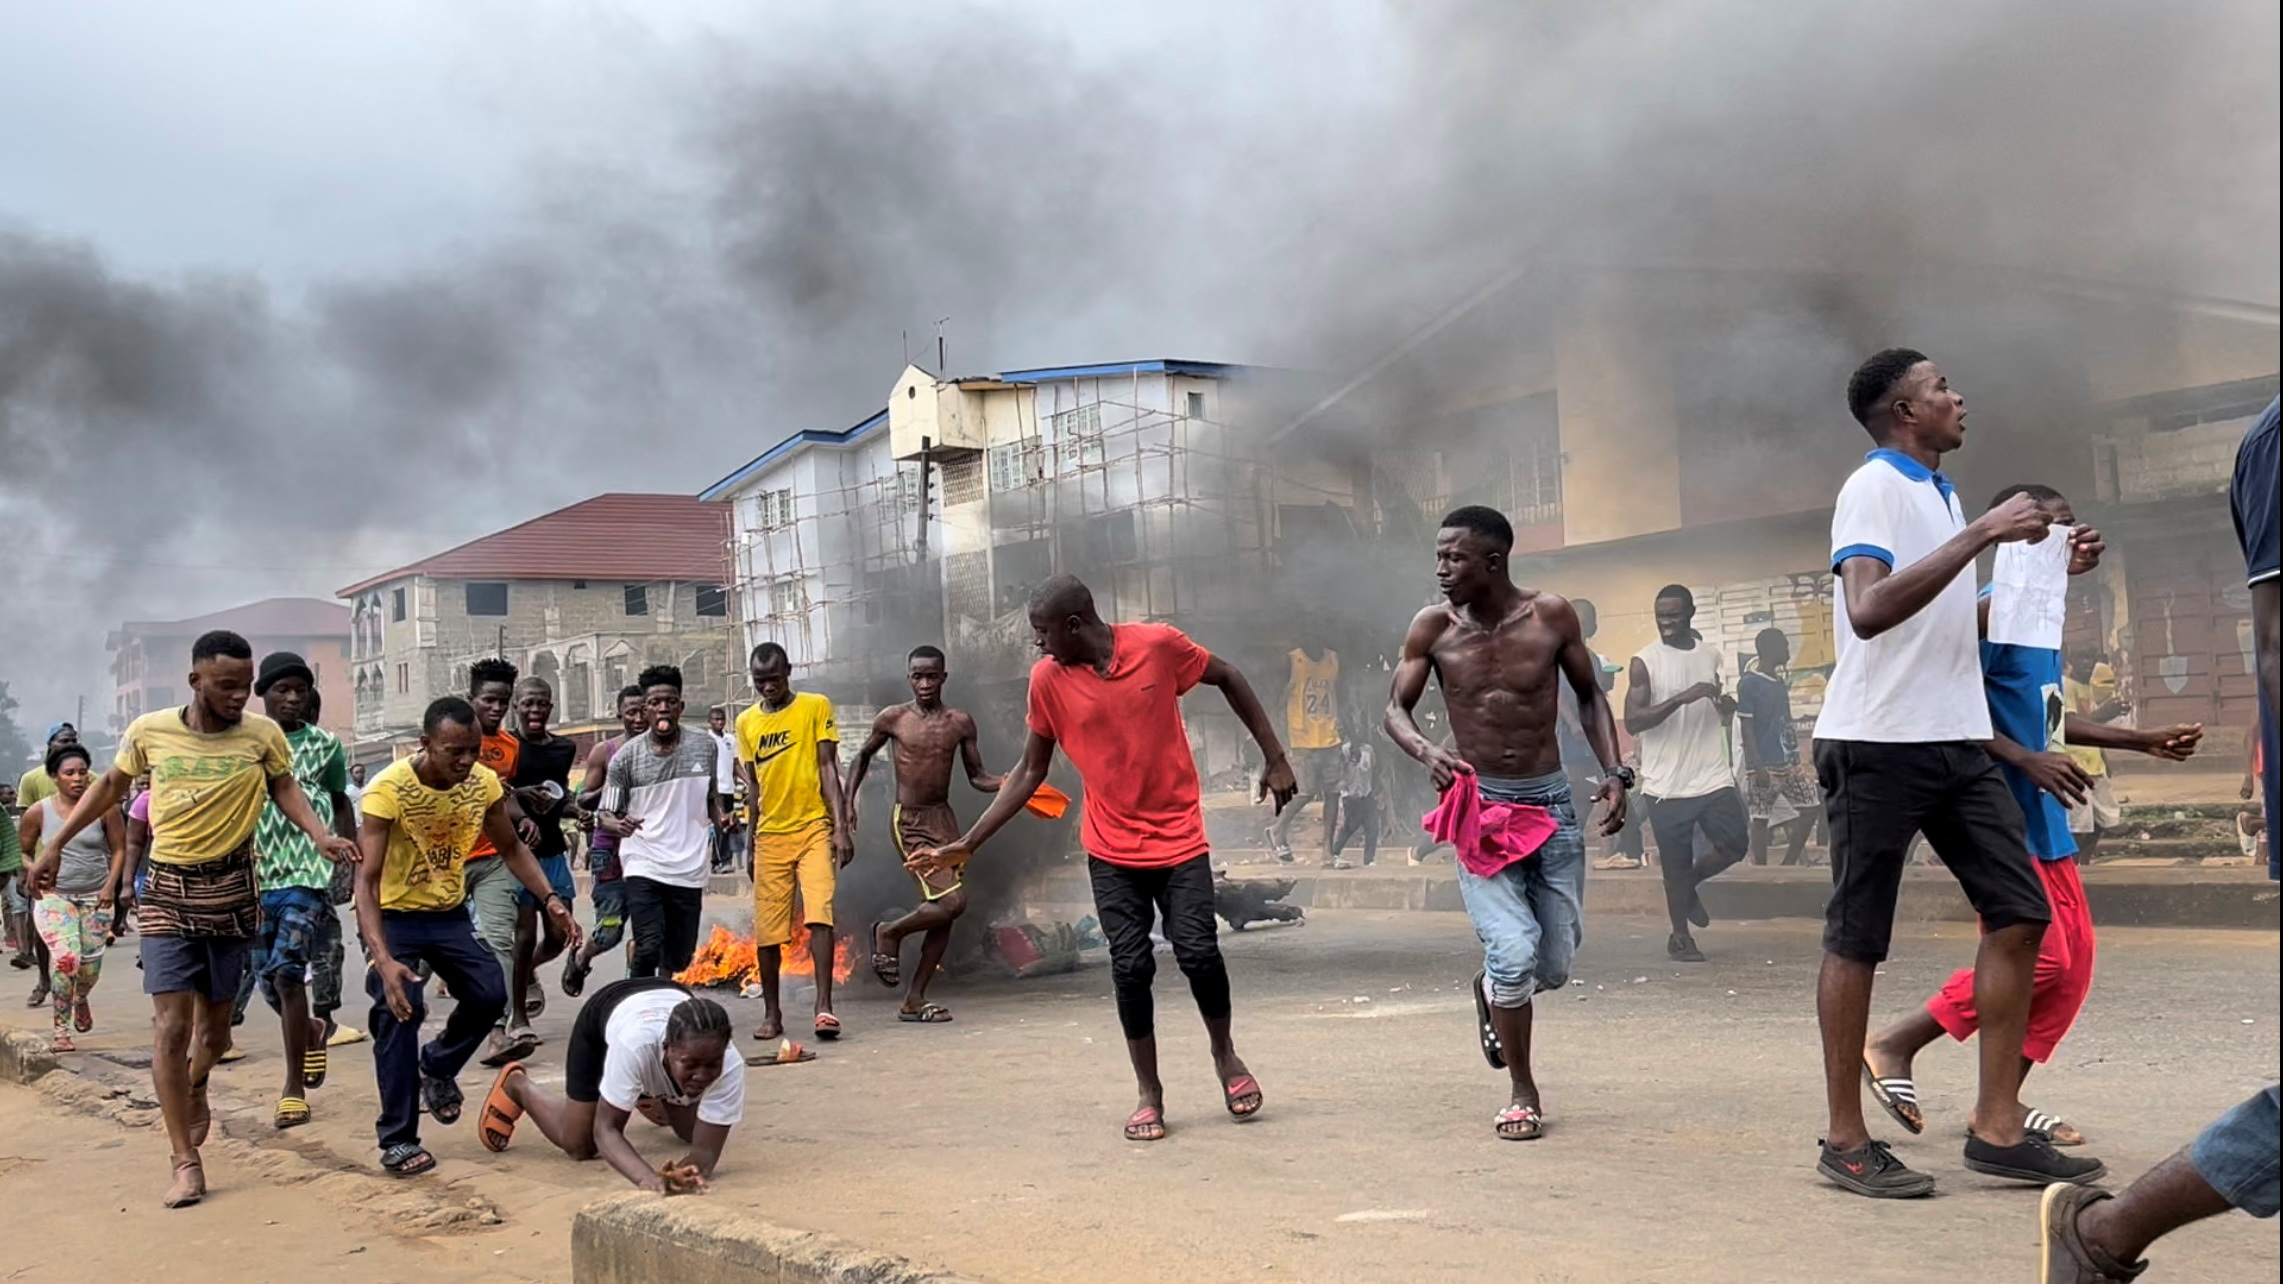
[894,803,965,901]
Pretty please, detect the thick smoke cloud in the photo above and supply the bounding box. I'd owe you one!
[1,0,2275,724]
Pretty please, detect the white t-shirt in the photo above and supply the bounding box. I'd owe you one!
[602,732,720,888]
[709,730,740,799]
[1813,450,1993,744]
[1632,640,1734,800]
[599,987,747,1127]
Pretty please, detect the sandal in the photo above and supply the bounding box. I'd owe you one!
[871,921,900,988]
[2026,1107,2086,1147]
[1472,971,1506,1070]
[1124,1106,1168,1142]
[303,1045,329,1091]
[1861,1059,1925,1135]
[26,982,48,1008]
[274,1096,312,1130]
[50,1029,76,1053]
[162,1157,206,1208]
[897,1003,953,1023]
[381,1142,436,1177]
[813,1012,841,1041]
[421,1073,464,1125]
[74,997,93,1033]
[480,1027,540,1069]
[1222,1073,1264,1119]
[1494,1102,1544,1141]
[479,1063,524,1153]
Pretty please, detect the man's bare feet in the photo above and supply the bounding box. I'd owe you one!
[162,1156,205,1208]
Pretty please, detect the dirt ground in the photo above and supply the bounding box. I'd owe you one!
[3,907,2275,1283]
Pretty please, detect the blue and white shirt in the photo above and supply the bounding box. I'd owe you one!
[1979,638,2076,861]
[1813,449,1993,744]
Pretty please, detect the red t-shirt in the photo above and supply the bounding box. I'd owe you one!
[467,729,520,861]
[1026,623,1213,868]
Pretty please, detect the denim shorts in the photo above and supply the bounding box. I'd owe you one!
[142,933,253,1002]
[588,878,626,952]
[1455,770,1586,1008]
[515,854,577,911]
[255,886,333,1007]
[2192,1084,2280,1219]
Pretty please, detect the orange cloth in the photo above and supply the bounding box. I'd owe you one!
[467,729,520,860]
[1024,783,1071,819]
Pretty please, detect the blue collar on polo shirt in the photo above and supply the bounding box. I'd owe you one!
[1867,447,1956,503]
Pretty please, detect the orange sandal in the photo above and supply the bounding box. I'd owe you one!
[478,1063,524,1153]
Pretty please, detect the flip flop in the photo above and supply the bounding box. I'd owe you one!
[1124,1106,1168,1142]
[326,1024,368,1047]
[381,1143,435,1177]
[303,1046,329,1090]
[1472,971,1507,1070]
[746,1042,818,1067]
[480,1028,541,1069]
[1494,1102,1544,1141]
[1861,1059,1925,1135]
[74,998,92,1033]
[50,1030,76,1053]
[2026,1107,2086,1147]
[898,1003,953,1023]
[274,1096,312,1130]
[479,1063,524,1152]
[871,921,900,988]
[1222,1073,1264,1119]
[813,1012,842,1041]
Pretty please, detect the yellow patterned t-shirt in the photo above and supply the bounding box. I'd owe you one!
[360,758,505,911]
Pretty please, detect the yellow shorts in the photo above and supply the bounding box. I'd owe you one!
[754,820,836,947]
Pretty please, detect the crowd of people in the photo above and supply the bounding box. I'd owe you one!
[0,348,2272,1284]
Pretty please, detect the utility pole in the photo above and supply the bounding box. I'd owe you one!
[916,435,933,562]
[934,316,950,373]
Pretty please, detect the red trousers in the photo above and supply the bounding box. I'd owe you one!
[1925,856,2094,1064]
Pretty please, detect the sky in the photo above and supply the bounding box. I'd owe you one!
[2,0,2275,728]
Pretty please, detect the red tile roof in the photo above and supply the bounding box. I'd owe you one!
[112,596,349,648]
[337,494,729,597]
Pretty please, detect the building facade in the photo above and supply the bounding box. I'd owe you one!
[108,597,352,737]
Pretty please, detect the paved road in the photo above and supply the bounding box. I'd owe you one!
[7,907,2276,1283]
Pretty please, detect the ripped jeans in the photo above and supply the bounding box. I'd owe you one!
[1455,771,1585,1009]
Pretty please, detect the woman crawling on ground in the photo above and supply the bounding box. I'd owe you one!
[477,978,740,1194]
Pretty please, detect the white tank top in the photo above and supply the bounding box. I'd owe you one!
[1633,640,1734,800]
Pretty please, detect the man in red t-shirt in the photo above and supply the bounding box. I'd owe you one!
[911,575,1297,1141]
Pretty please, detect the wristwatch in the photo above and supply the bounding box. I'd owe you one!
[1605,765,1637,790]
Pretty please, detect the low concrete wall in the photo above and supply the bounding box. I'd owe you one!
[572,1192,988,1284]
[0,1027,59,1085]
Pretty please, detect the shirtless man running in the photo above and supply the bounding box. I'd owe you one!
[1385,505,1630,1141]
[846,645,1003,1023]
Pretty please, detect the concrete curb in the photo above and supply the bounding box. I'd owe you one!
[573,1192,989,1284]
[0,1026,59,1085]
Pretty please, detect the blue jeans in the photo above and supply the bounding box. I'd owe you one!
[2192,1084,2280,1219]
[1456,771,1585,1008]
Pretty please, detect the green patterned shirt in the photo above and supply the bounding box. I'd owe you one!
[254,723,350,890]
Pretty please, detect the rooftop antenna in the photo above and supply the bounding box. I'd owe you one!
[934,316,951,374]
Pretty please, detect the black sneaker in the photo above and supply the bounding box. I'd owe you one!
[1818,1139,1937,1199]
[1965,1131,2107,1186]
[1667,933,1706,963]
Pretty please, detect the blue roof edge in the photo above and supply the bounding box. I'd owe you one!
[699,410,890,502]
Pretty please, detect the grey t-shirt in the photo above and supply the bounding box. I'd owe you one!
[602,730,721,888]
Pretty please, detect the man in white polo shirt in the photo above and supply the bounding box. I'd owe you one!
[1810,348,2106,1200]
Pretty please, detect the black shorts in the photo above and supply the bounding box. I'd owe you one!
[1647,788,1750,864]
[1813,740,2052,964]
[565,976,690,1104]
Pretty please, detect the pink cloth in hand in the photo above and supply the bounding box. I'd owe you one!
[1421,768,1560,878]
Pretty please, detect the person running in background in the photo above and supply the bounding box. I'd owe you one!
[1737,628,1818,867]
[1810,349,2105,1199]
[2037,397,2280,1283]
[1329,739,1382,868]
[1,782,28,972]
[1386,507,1628,1142]
[1269,638,1344,864]
[33,629,354,1208]
[706,706,742,874]
[911,575,1297,1142]
[1625,584,1750,962]
[2060,645,2126,864]
[563,685,646,997]
[461,658,535,1065]
[476,978,741,1195]
[1864,485,2202,1155]
[737,643,854,1042]
[346,761,367,820]
[17,743,126,1051]
[502,675,578,1057]
[244,652,358,1128]
[355,696,579,1179]
[16,722,77,808]
[847,645,1003,1024]
[602,665,727,985]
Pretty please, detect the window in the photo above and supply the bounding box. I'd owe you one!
[624,584,649,616]
[572,579,588,590]
[1186,391,1206,420]
[941,454,986,506]
[767,577,807,619]
[755,487,797,530]
[695,583,728,617]
[395,663,409,694]
[391,587,407,622]
[1051,405,1104,476]
[989,440,1044,492]
[465,581,508,617]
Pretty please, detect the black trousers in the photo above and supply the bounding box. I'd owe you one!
[1331,797,1379,864]
[1647,788,1750,934]
[1088,852,1231,1041]
[369,909,506,1151]
[623,876,704,979]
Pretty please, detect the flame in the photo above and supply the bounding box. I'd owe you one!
[676,924,856,988]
